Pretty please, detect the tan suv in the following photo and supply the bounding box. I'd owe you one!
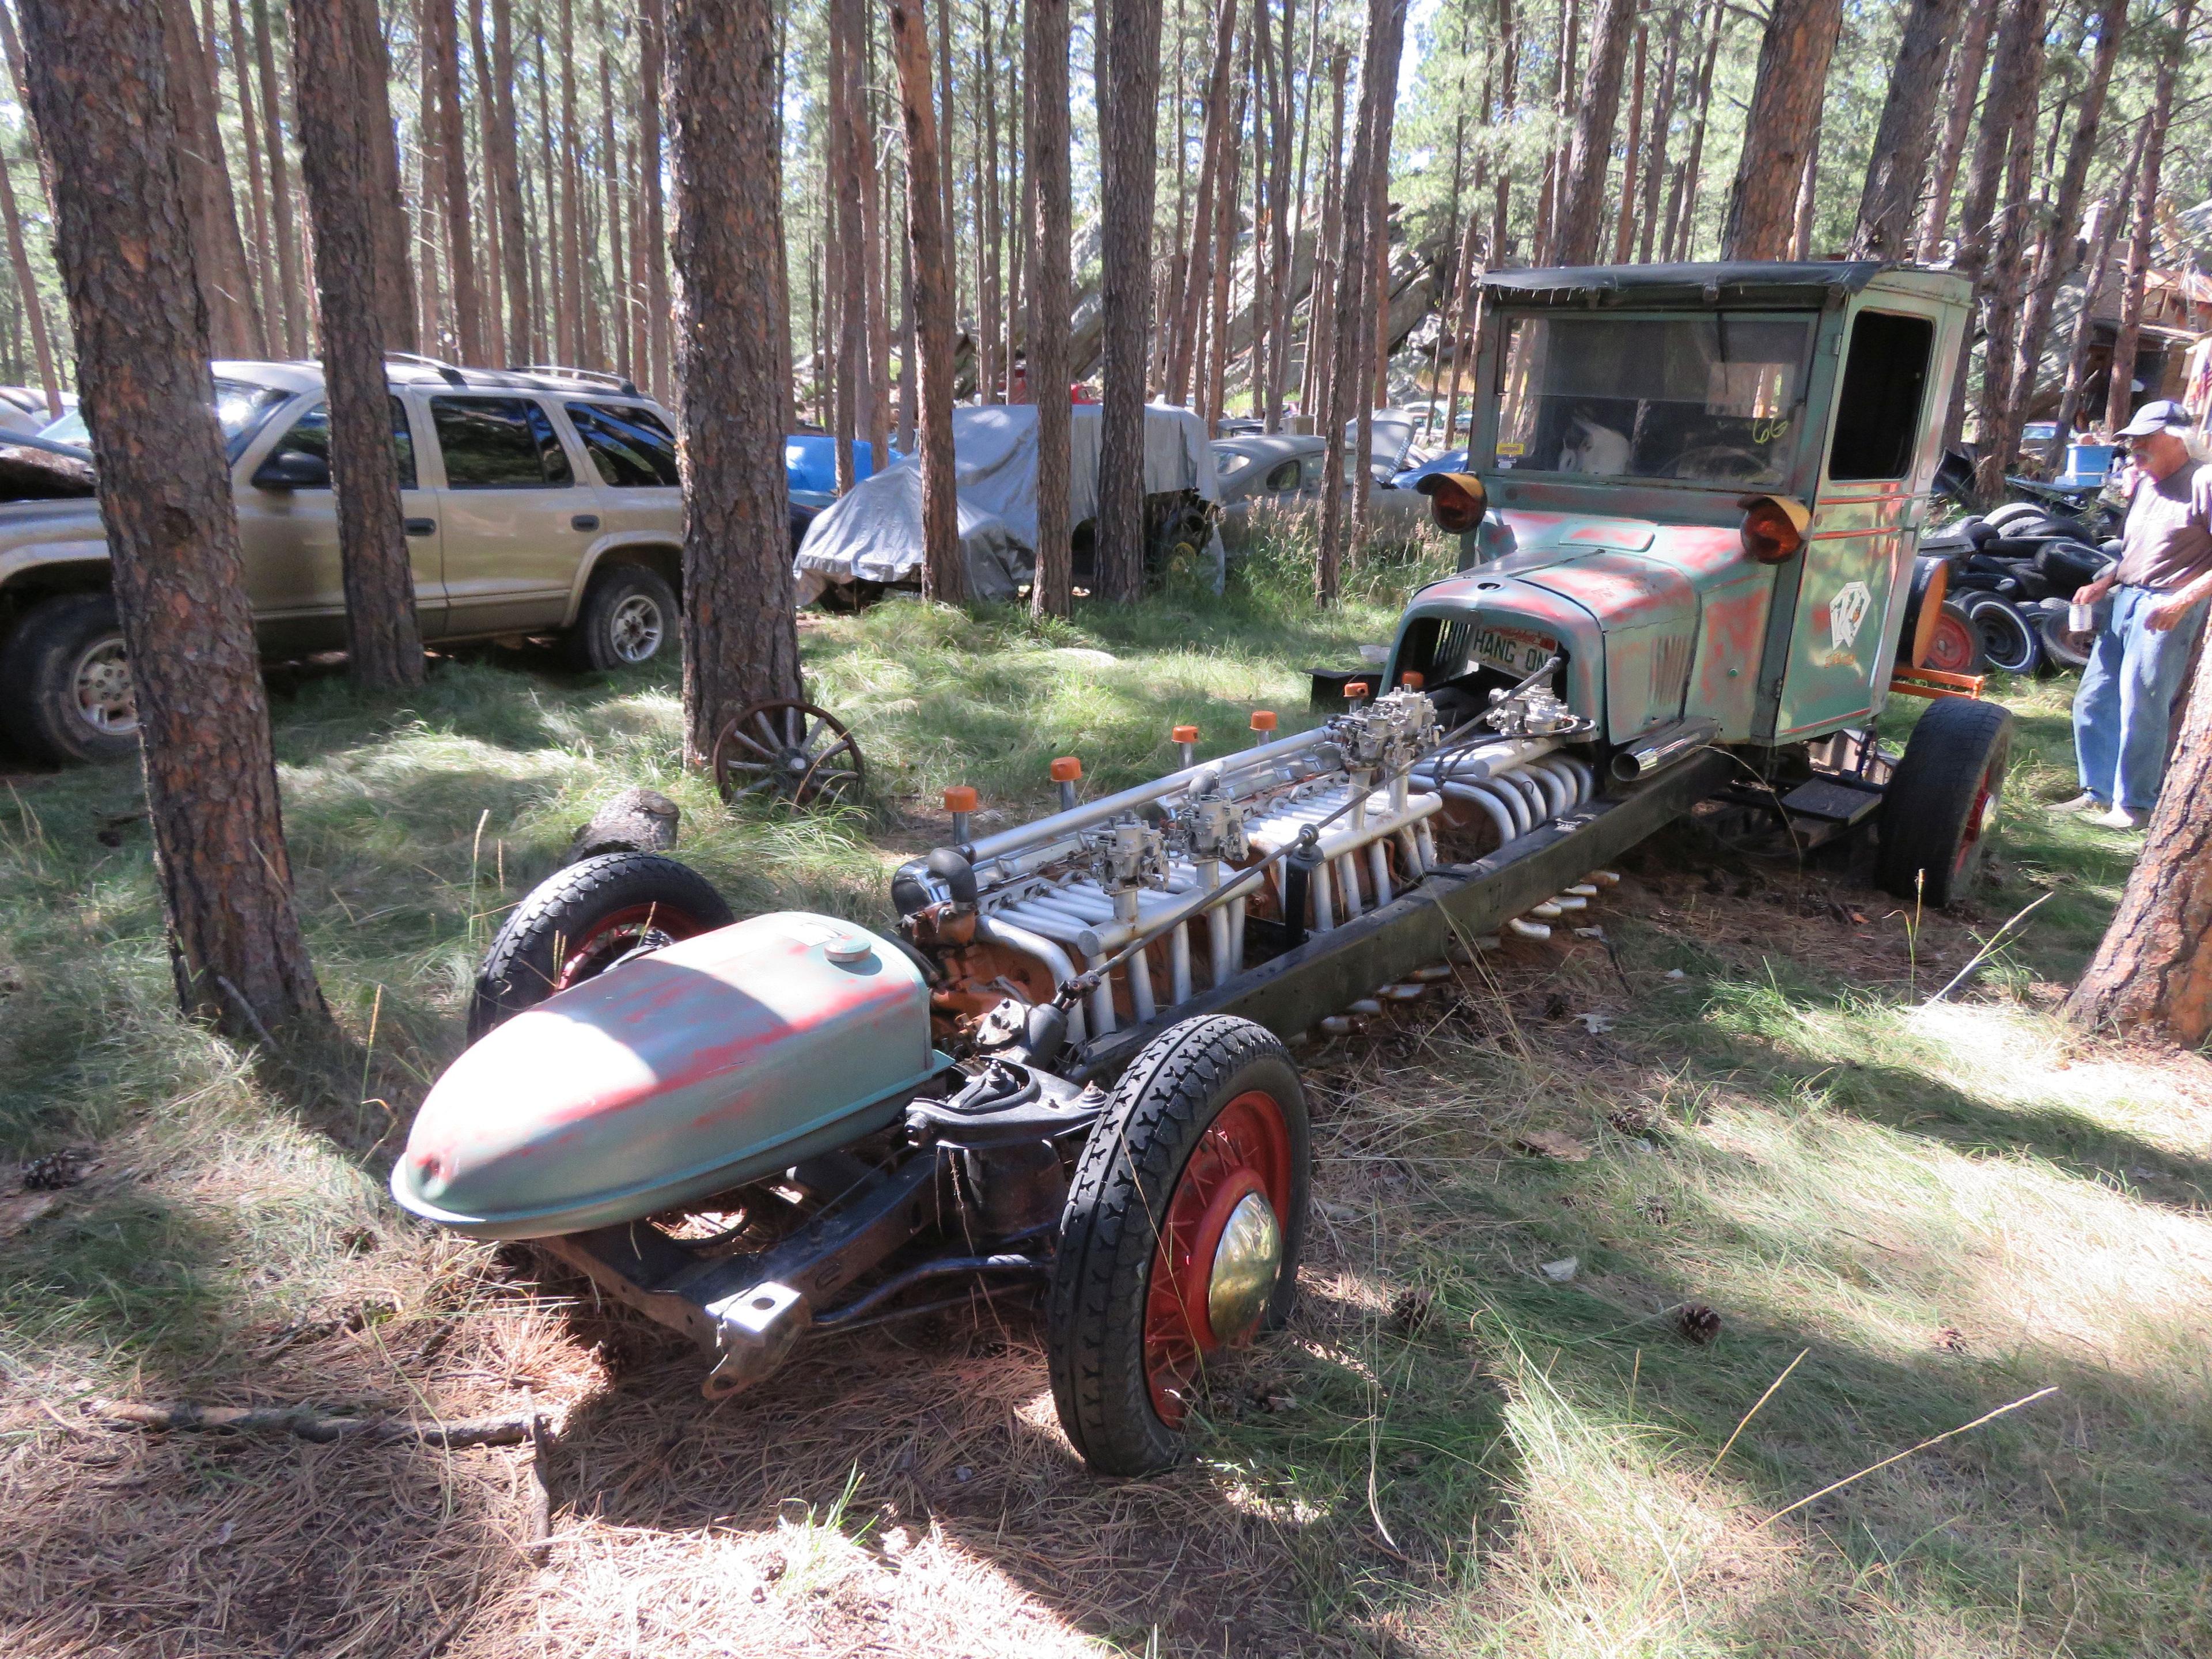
[0,357,685,763]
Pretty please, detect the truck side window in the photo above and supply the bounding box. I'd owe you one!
[1263,458,1302,492]
[255,397,417,489]
[1828,311,1934,482]
[567,401,681,487]
[430,396,573,487]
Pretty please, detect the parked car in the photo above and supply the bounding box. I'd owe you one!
[1212,412,1428,553]
[0,358,683,763]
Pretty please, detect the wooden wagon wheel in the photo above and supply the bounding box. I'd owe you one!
[711,698,867,808]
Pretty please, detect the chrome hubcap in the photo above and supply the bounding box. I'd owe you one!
[1206,1190,1282,1346]
[608,594,664,662]
[72,637,138,736]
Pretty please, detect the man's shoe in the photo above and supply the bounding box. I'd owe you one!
[2086,806,2140,830]
[2052,793,2104,812]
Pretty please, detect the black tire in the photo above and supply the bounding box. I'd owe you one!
[2037,607,2092,672]
[563,563,678,672]
[1048,1016,1309,1476]
[1877,698,2013,907]
[1922,597,1988,677]
[0,591,139,764]
[467,851,733,1041]
[1963,593,2041,676]
[2035,539,2112,591]
[1983,502,2048,533]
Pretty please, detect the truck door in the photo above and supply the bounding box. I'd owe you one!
[1763,306,1941,740]
[236,395,443,654]
[560,398,683,549]
[427,393,590,637]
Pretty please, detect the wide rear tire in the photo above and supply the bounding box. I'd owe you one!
[563,563,678,672]
[1877,699,2013,907]
[467,851,733,1041]
[1048,1016,1309,1476]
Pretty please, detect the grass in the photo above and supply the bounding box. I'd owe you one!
[1,537,2207,1657]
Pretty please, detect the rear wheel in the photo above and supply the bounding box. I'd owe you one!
[467,851,733,1040]
[1049,1016,1308,1476]
[0,592,139,764]
[1963,593,2041,676]
[563,563,677,672]
[1921,598,1988,677]
[1877,698,2013,907]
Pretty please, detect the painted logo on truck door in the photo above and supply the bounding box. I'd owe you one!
[1827,580,1872,657]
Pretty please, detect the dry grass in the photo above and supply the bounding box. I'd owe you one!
[2,596,2209,1656]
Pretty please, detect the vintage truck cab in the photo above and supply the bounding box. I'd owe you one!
[1396,261,1976,787]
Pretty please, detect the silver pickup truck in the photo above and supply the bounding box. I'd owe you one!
[0,358,685,763]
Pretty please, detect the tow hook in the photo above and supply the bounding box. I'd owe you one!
[700,1280,811,1398]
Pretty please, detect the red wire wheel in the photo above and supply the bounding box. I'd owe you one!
[1048,1016,1310,1476]
[466,852,734,1041]
[712,698,866,808]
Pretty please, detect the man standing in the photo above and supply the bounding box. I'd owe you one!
[2060,399,2212,829]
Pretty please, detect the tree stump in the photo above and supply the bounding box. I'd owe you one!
[563,788,680,866]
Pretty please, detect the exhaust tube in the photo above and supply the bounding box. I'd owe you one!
[1609,718,1720,783]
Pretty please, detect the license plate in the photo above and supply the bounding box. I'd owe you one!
[1468,624,1557,677]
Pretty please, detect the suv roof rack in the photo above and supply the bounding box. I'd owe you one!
[384,350,469,387]
[518,364,642,397]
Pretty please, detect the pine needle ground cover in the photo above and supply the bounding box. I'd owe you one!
[1,556,2206,1657]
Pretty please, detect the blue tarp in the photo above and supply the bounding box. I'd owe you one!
[785,434,887,495]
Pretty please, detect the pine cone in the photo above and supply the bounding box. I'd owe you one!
[1676,1303,1722,1344]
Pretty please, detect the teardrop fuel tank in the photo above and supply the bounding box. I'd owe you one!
[391,912,942,1240]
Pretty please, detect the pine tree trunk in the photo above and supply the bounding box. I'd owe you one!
[2067,642,2212,1040]
[1721,0,1843,260]
[1915,0,1998,258]
[2003,0,2124,463]
[1027,0,1073,616]
[1669,0,1723,259]
[467,0,505,357]
[1791,123,1820,257]
[847,0,888,454]
[979,1,1001,402]
[1264,0,1294,426]
[1167,0,1237,409]
[1612,22,1645,263]
[2048,122,2142,468]
[415,0,446,354]
[1094,0,1165,601]
[889,0,963,603]
[1847,0,1965,259]
[1552,0,1630,265]
[291,0,427,690]
[24,0,325,1036]
[224,0,280,351]
[1205,68,1244,429]
[251,0,310,357]
[600,27,628,378]
[0,137,58,415]
[1635,7,1675,263]
[829,13,859,487]
[488,0,532,366]
[558,0,585,363]
[1491,0,1516,265]
[427,0,481,362]
[667,0,801,761]
[1317,0,1386,604]
[641,0,671,399]
[2103,0,2188,434]
[1301,45,1344,421]
[161,0,264,354]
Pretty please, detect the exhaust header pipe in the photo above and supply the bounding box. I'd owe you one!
[1609,718,1719,783]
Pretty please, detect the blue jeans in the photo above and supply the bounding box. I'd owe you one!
[2073,584,2207,810]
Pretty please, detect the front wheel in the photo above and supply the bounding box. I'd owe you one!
[1877,698,2013,907]
[1048,1016,1309,1476]
[0,592,139,764]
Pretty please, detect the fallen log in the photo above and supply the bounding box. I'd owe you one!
[91,1399,536,1448]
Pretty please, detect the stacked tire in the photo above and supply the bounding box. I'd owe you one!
[1918,504,2113,678]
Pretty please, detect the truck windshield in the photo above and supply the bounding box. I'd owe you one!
[1491,313,1812,487]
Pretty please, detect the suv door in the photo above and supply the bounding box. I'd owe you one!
[426,393,590,637]
[559,397,683,550]
[235,395,441,654]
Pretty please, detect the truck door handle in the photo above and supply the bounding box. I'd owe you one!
[404,517,436,537]
[571,513,600,532]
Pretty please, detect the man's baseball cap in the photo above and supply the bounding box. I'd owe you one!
[2116,399,2194,438]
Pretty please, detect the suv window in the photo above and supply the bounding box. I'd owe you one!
[1263,458,1302,492]
[430,396,573,487]
[567,401,681,487]
[255,397,417,488]
[1828,311,1934,482]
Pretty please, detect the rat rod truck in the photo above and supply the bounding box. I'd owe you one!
[393,262,2009,1475]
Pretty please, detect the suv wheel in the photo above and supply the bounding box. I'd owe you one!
[564,563,677,672]
[0,592,141,764]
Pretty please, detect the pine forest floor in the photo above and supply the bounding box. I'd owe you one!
[2,537,2208,1657]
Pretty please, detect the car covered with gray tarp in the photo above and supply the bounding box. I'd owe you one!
[792,402,1222,605]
